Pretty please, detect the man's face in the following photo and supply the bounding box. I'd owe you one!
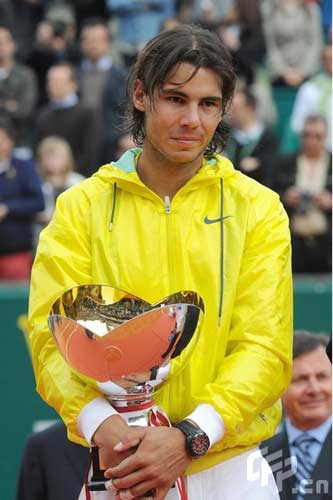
[228,91,247,128]
[47,66,77,101]
[80,25,110,62]
[133,63,223,166]
[302,120,327,157]
[282,346,332,431]
[0,128,13,160]
[0,28,15,63]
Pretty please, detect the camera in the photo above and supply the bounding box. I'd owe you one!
[297,192,312,214]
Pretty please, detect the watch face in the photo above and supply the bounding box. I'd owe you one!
[191,432,210,457]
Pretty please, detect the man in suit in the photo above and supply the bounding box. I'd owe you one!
[224,87,278,188]
[261,331,332,500]
[35,62,98,177]
[16,421,90,500]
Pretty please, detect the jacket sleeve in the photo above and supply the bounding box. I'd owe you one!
[192,195,293,448]
[28,186,101,446]
[5,162,44,216]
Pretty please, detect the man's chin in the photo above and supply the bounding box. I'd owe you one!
[167,148,205,165]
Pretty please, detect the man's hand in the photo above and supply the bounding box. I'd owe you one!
[312,190,332,211]
[240,157,260,172]
[283,187,302,208]
[105,426,191,500]
[92,415,141,470]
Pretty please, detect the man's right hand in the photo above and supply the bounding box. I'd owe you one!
[284,187,302,208]
[92,415,141,470]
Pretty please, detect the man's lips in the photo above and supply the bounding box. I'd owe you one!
[301,400,326,407]
[171,137,201,143]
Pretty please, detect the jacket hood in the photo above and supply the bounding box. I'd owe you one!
[95,148,237,193]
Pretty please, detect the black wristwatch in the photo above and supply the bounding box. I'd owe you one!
[174,419,210,458]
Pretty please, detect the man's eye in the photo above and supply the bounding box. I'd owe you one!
[168,96,183,103]
[203,101,217,108]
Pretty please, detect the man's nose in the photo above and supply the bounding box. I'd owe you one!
[306,376,321,392]
[180,103,200,127]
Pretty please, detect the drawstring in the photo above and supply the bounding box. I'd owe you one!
[218,178,224,327]
[109,182,117,231]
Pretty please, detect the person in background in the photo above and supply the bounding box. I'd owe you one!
[261,0,323,141]
[35,62,98,177]
[218,0,266,86]
[78,17,127,163]
[78,17,125,110]
[34,136,85,244]
[26,15,80,109]
[16,421,89,500]
[0,24,38,156]
[106,0,175,50]
[261,330,332,500]
[261,0,323,88]
[274,115,332,273]
[225,87,278,187]
[0,116,44,280]
[289,44,332,153]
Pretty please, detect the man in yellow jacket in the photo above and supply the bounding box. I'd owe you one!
[29,25,293,500]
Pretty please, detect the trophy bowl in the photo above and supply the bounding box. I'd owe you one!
[48,284,205,493]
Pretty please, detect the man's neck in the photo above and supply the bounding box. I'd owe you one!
[302,149,326,161]
[0,59,14,72]
[237,114,257,132]
[137,141,203,199]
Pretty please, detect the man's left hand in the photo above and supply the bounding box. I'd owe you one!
[105,426,191,499]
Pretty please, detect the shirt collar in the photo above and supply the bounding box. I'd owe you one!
[0,68,9,80]
[286,416,332,446]
[81,55,112,72]
[51,93,78,109]
[233,121,264,145]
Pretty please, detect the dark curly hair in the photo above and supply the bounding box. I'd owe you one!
[125,24,236,155]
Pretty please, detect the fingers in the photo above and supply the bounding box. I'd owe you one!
[117,480,157,499]
[112,468,147,490]
[114,437,141,452]
[105,453,138,479]
[154,487,170,500]
[113,427,147,453]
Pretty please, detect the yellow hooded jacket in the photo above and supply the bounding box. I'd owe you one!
[28,149,293,475]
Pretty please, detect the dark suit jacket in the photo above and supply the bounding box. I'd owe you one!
[16,422,90,500]
[260,426,332,500]
[35,103,98,177]
[225,127,279,187]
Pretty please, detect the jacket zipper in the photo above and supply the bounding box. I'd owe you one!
[164,196,175,294]
[164,196,171,214]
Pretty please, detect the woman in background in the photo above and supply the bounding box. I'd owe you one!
[34,136,84,244]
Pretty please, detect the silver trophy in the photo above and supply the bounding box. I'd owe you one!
[48,284,204,493]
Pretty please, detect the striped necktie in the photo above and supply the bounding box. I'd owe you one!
[293,433,317,499]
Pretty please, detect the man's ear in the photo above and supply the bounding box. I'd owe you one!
[133,79,146,112]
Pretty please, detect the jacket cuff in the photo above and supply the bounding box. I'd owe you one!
[78,397,123,445]
[185,403,225,447]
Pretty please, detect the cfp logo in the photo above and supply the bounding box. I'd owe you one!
[247,447,296,492]
[247,447,329,495]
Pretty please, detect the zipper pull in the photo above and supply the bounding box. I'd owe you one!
[164,195,171,214]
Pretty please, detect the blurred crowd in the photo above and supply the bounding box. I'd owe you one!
[0,0,332,280]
